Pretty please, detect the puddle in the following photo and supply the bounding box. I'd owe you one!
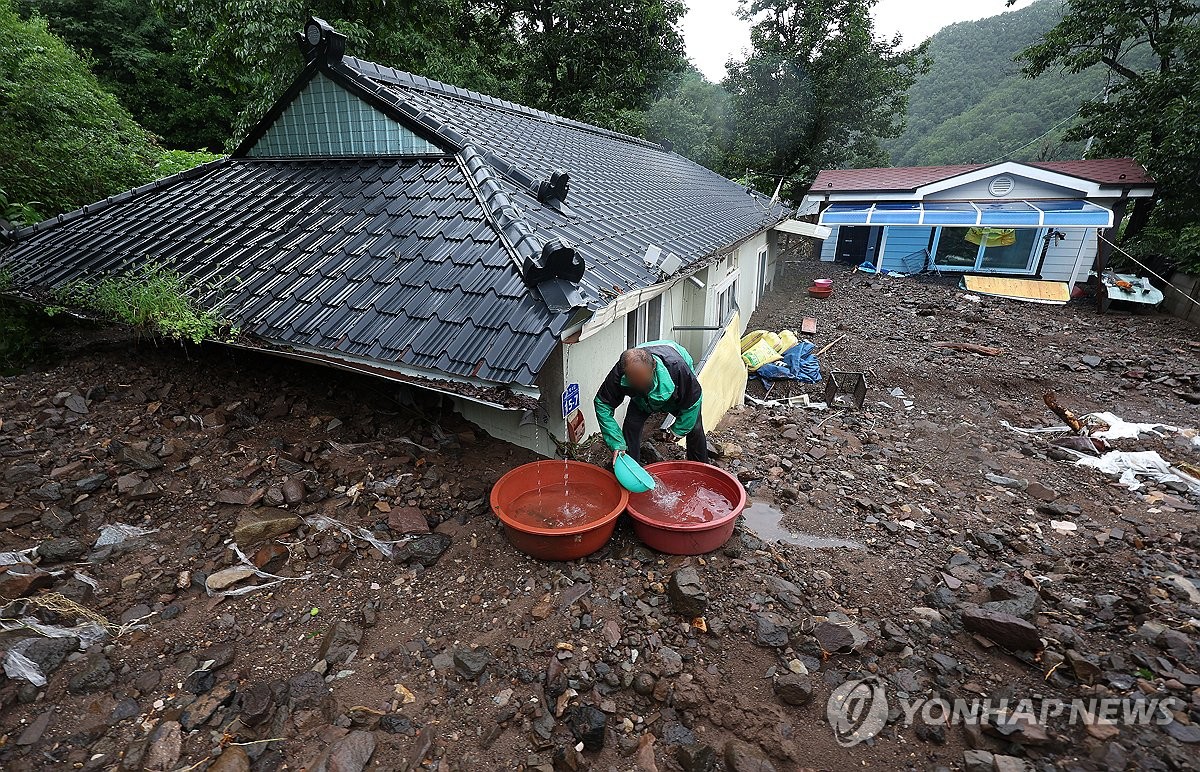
[741,500,864,550]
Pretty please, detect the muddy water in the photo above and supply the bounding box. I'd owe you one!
[507,482,614,529]
[741,499,864,549]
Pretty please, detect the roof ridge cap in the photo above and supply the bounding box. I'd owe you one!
[342,55,664,152]
[456,145,545,273]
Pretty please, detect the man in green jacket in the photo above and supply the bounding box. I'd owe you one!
[594,340,708,465]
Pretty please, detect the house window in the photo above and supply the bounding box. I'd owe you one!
[932,227,1042,273]
[755,246,769,302]
[626,297,662,347]
[716,279,739,325]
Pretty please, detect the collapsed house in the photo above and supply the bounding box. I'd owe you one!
[800,159,1156,293]
[0,18,822,455]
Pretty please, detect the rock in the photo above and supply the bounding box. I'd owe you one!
[567,705,607,751]
[312,730,376,772]
[180,681,236,730]
[318,621,364,667]
[35,537,85,564]
[962,750,994,772]
[633,672,657,696]
[64,394,88,414]
[216,488,261,506]
[764,575,806,612]
[23,636,79,676]
[658,646,684,677]
[0,567,54,598]
[960,608,1042,651]
[68,653,114,693]
[232,509,302,545]
[634,733,657,771]
[676,744,720,772]
[387,507,430,534]
[118,446,164,471]
[74,473,108,493]
[723,740,778,772]
[240,682,275,726]
[208,746,251,772]
[3,462,41,484]
[143,720,182,771]
[205,566,257,591]
[667,566,708,617]
[453,647,491,679]
[1065,650,1102,684]
[282,477,306,505]
[754,613,790,648]
[1081,355,1102,367]
[814,620,869,654]
[402,726,435,771]
[1163,574,1200,605]
[1022,482,1058,501]
[16,709,53,746]
[395,533,452,567]
[1163,719,1200,743]
[992,755,1031,772]
[772,673,814,705]
[602,620,621,647]
[286,669,332,710]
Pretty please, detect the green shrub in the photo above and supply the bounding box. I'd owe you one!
[0,0,162,217]
[54,263,239,344]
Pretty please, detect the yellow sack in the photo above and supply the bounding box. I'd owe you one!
[740,330,768,354]
[777,330,798,352]
[741,339,782,371]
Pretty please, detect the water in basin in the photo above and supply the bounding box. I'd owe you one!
[636,476,734,525]
[507,481,614,529]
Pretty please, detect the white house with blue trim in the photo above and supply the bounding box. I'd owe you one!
[799,159,1155,286]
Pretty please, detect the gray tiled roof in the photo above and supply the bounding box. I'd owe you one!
[1,46,788,390]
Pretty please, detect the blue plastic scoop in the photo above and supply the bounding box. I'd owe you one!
[614,454,655,493]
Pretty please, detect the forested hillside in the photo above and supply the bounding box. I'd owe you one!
[887,0,1111,166]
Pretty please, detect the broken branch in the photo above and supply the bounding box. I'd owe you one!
[932,341,1003,356]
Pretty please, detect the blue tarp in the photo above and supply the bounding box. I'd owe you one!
[756,341,821,383]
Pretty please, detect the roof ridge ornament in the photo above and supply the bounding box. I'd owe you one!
[299,16,346,64]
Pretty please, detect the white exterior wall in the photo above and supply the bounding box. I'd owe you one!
[560,319,630,444]
[820,226,839,262]
[1041,228,1098,284]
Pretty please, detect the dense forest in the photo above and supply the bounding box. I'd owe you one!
[0,0,1195,269]
[885,0,1110,166]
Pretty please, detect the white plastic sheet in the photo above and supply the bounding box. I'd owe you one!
[1075,450,1200,494]
[94,523,159,548]
[304,514,411,559]
[3,648,46,686]
[1084,412,1180,441]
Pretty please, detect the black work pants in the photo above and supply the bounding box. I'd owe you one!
[622,403,709,464]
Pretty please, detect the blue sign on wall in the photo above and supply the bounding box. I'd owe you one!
[562,383,580,417]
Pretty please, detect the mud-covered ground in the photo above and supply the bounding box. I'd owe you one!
[1,263,1199,772]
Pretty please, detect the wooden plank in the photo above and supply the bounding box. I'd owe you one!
[961,275,1071,304]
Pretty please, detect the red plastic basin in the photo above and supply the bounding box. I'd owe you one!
[491,460,628,561]
[626,461,747,555]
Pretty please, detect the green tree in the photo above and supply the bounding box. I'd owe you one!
[645,67,734,172]
[17,0,238,150]
[0,0,162,216]
[500,0,688,127]
[724,0,930,200]
[1013,0,1200,269]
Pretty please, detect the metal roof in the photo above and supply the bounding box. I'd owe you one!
[0,26,788,390]
[808,158,1154,194]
